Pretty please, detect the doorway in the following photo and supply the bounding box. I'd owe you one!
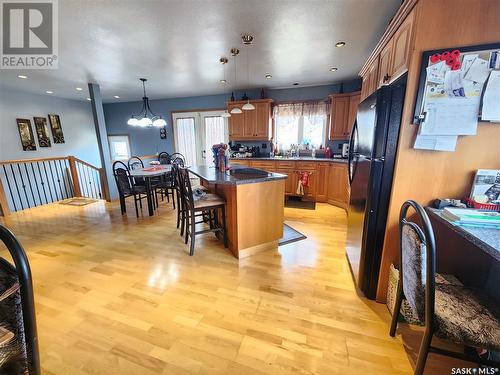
[172,111,228,167]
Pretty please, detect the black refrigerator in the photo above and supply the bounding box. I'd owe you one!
[346,74,407,300]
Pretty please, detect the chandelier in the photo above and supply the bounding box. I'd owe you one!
[127,78,167,127]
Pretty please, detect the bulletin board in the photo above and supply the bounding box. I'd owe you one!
[412,42,500,151]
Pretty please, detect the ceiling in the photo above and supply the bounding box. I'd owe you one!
[0,0,401,103]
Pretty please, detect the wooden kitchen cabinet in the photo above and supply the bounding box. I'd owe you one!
[228,99,272,141]
[315,162,329,202]
[329,91,361,140]
[390,11,414,81]
[276,169,297,196]
[360,58,379,101]
[327,163,350,210]
[377,41,393,86]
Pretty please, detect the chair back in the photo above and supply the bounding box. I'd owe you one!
[158,152,170,165]
[112,161,132,195]
[128,156,144,170]
[179,167,194,210]
[170,153,185,165]
[399,200,436,324]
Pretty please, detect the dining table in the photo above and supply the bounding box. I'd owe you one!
[129,164,172,216]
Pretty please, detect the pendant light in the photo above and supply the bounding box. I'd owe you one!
[229,48,243,114]
[127,78,167,127]
[241,34,255,111]
[219,57,231,118]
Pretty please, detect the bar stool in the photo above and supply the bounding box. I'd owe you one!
[178,167,227,256]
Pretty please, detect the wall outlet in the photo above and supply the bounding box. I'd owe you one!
[262,143,267,149]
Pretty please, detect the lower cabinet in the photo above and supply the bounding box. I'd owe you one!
[327,163,350,210]
[276,169,297,195]
[316,163,329,202]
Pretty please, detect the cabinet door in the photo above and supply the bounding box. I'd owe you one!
[277,169,296,196]
[391,11,414,80]
[346,93,361,137]
[315,163,329,202]
[254,102,271,139]
[329,96,350,140]
[377,41,393,87]
[327,163,349,209]
[243,108,257,137]
[228,104,245,139]
[367,58,380,97]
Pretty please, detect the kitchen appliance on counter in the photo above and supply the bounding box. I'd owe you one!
[341,143,349,158]
[346,74,407,300]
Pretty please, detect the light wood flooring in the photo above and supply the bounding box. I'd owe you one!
[0,200,467,374]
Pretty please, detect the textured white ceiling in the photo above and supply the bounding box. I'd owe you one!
[0,0,401,102]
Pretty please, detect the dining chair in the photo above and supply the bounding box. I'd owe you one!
[390,200,500,375]
[158,152,170,165]
[112,161,148,218]
[178,167,227,256]
[170,153,185,165]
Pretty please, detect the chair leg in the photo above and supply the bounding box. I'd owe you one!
[139,195,143,209]
[221,205,228,248]
[180,204,186,237]
[414,328,433,375]
[134,195,139,218]
[189,211,196,256]
[390,277,404,337]
[119,195,126,215]
[184,211,190,244]
[172,190,176,209]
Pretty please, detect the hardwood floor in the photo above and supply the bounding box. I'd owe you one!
[0,200,467,374]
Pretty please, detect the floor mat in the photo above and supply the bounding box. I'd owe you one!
[59,197,98,206]
[284,197,316,210]
[279,223,307,246]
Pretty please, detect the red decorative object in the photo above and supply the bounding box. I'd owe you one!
[299,171,310,187]
[451,49,461,58]
[451,60,461,71]
[465,198,500,212]
[441,51,451,60]
[445,57,455,67]
[430,53,441,63]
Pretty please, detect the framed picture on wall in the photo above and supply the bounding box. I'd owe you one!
[33,117,51,147]
[16,118,37,151]
[48,113,65,143]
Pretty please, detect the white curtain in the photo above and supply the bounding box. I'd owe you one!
[175,117,197,166]
[204,116,225,167]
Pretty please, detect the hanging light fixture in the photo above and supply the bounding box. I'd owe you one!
[229,48,243,114]
[127,78,167,127]
[241,34,255,111]
[219,57,231,118]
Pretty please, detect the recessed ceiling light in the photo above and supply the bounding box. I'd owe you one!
[76,87,83,91]
[265,74,272,79]
[46,90,53,94]
[219,79,227,84]
[292,83,299,86]
[335,41,346,47]
[113,95,120,98]
[330,67,338,72]
[17,75,28,79]
[86,97,91,101]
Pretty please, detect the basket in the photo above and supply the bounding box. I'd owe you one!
[465,198,500,212]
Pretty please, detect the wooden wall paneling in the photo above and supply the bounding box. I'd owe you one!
[376,0,500,301]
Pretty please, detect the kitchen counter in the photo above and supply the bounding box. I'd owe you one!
[188,165,287,185]
[231,157,348,163]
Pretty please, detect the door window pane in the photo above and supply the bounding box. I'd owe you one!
[175,117,197,166]
[108,135,130,161]
[204,116,225,167]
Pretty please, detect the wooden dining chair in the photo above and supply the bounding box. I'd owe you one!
[390,200,500,375]
[112,161,148,218]
[178,167,227,256]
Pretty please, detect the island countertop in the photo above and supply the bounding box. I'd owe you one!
[188,165,287,185]
[230,156,348,164]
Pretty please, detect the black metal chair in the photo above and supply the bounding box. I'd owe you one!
[112,161,148,217]
[127,156,144,170]
[390,200,500,375]
[170,153,185,165]
[158,152,170,165]
[178,167,227,256]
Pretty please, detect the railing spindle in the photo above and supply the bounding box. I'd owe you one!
[10,164,23,210]
[3,165,17,212]
[42,162,54,203]
[30,163,42,206]
[23,164,36,208]
[17,164,31,208]
[57,160,69,199]
[36,162,48,205]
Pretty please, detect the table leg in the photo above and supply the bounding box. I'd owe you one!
[146,177,154,216]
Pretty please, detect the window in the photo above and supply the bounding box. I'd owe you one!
[108,135,131,161]
[173,117,197,167]
[274,101,329,149]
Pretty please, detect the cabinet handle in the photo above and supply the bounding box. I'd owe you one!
[383,74,391,83]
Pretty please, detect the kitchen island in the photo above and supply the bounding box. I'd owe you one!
[188,165,287,259]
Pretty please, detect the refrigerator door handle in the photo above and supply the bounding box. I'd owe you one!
[348,120,358,185]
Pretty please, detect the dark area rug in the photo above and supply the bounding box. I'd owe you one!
[284,197,316,210]
[279,224,307,246]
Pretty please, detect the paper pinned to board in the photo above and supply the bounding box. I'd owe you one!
[414,134,458,152]
[463,57,490,83]
[426,61,449,84]
[481,71,500,121]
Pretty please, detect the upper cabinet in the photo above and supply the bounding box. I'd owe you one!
[227,99,272,141]
[329,91,361,140]
[359,8,416,101]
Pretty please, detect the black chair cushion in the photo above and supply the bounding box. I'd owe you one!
[434,283,500,351]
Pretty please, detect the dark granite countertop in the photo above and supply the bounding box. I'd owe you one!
[231,157,348,164]
[188,165,287,185]
[426,208,500,262]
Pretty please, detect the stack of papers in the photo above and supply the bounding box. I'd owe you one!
[442,207,500,228]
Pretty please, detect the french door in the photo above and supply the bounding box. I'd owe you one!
[172,111,228,167]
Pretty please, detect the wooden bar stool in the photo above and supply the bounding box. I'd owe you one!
[178,167,227,256]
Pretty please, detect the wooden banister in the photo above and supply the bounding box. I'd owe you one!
[67,156,82,197]
[0,156,68,165]
[73,157,100,170]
